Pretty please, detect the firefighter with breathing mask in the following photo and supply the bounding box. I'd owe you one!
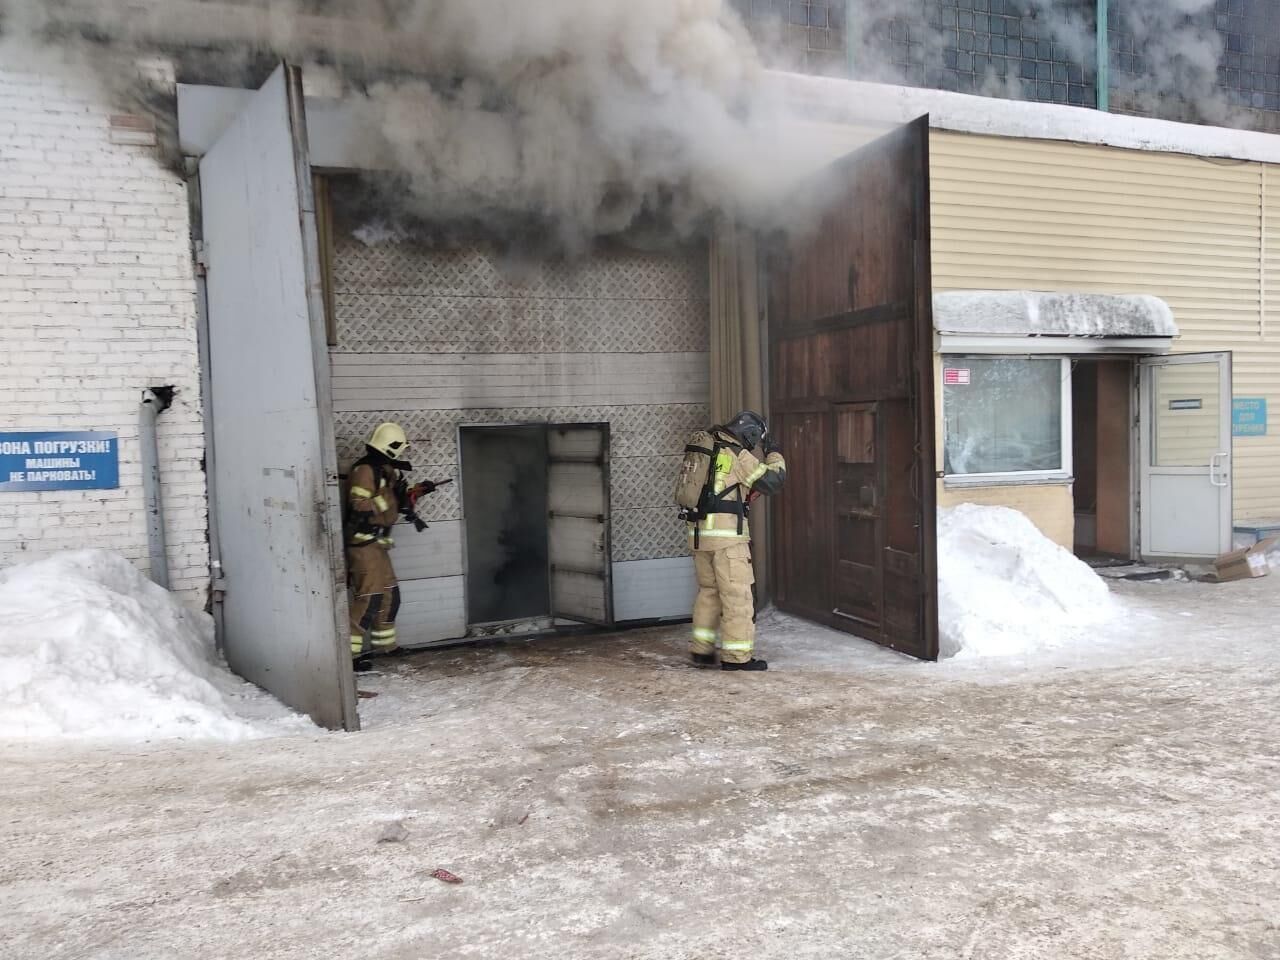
[674,410,786,671]
[345,422,439,665]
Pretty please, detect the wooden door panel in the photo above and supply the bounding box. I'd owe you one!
[773,411,830,618]
[783,145,915,324]
[833,403,881,626]
[768,117,938,661]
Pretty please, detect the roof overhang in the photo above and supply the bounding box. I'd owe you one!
[770,72,1280,167]
[933,290,1178,356]
[937,334,1173,356]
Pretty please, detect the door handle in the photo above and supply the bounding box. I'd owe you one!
[1210,452,1229,488]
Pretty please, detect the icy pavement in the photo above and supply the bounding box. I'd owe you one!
[3,575,1279,959]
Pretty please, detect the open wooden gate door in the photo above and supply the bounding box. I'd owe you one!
[768,117,938,660]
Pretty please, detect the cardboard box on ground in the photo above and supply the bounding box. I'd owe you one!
[1212,537,1280,582]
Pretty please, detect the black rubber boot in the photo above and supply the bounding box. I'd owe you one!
[353,657,375,673]
[691,652,717,668]
[721,658,768,672]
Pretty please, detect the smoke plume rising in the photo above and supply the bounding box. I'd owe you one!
[839,0,1239,126]
[1104,0,1233,125]
[1,0,825,250]
[1,0,1256,250]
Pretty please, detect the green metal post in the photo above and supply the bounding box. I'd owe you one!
[1096,0,1110,111]
[845,0,857,79]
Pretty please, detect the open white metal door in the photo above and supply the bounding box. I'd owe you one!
[200,65,356,730]
[1139,352,1233,561]
[547,424,614,627]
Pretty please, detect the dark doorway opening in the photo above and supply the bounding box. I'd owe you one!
[461,425,551,624]
[459,423,615,631]
[1071,357,1133,560]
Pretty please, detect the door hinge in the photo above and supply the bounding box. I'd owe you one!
[194,241,210,276]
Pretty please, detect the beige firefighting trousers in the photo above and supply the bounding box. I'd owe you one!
[690,542,756,664]
[348,545,399,656]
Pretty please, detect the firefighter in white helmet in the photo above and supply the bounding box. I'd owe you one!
[675,410,786,671]
[345,422,436,662]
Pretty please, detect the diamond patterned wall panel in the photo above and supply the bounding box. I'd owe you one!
[415,468,462,523]
[332,235,710,355]
[334,235,709,300]
[613,508,690,562]
[334,293,709,354]
[611,455,682,511]
[335,404,708,466]
[329,217,711,564]
[335,405,708,561]
[610,405,709,459]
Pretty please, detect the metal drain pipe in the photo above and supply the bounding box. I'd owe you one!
[140,387,175,590]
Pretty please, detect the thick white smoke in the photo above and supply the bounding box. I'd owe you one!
[2,0,825,249]
[840,0,1093,97]
[1104,0,1234,124]
[2,0,1255,249]
[351,2,814,246]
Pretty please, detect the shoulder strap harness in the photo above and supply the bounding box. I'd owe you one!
[680,429,748,548]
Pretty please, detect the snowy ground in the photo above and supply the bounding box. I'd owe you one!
[3,575,1280,959]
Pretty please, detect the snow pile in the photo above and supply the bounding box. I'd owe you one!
[0,551,303,742]
[937,504,1118,659]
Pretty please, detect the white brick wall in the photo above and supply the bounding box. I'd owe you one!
[0,59,209,607]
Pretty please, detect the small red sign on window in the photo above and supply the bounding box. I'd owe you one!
[944,368,971,385]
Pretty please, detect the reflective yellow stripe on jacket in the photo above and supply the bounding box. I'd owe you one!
[347,461,400,549]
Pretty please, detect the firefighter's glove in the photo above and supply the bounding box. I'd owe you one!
[762,433,782,457]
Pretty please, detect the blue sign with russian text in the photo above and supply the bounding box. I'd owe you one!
[0,431,120,492]
[1233,397,1268,437]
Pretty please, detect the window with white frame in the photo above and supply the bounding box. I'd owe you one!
[942,357,1072,481]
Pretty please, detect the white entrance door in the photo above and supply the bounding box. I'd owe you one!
[1138,353,1232,560]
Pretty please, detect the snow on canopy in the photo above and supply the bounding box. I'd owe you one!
[0,551,306,741]
[776,74,1280,168]
[933,290,1178,339]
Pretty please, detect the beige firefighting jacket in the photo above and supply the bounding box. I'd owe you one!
[686,428,787,551]
[347,460,401,549]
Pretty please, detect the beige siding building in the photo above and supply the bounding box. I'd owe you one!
[931,131,1280,531]
[783,73,1280,560]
